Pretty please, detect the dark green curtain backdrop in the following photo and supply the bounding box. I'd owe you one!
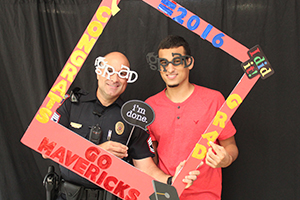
[0,0,299,199]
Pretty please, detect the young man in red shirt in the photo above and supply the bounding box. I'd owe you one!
[146,35,239,200]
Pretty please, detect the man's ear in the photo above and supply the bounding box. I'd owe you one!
[187,56,194,70]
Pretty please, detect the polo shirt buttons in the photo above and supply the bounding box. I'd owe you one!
[178,106,180,109]
[177,116,180,119]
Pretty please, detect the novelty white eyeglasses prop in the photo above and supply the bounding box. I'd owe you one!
[95,56,138,83]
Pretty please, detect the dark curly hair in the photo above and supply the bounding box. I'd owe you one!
[157,35,191,56]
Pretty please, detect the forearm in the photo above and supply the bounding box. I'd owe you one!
[223,143,239,168]
[133,157,171,184]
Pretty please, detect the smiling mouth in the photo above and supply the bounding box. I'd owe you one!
[167,74,177,79]
[106,81,120,88]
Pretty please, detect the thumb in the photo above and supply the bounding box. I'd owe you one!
[209,141,221,154]
[174,160,186,177]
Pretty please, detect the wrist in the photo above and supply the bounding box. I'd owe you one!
[224,154,233,168]
[167,176,173,185]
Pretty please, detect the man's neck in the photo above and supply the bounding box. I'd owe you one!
[97,92,117,107]
[165,82,194,103]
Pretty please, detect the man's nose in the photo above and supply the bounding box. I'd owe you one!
[166,63,175,72]
[110,73,119,82]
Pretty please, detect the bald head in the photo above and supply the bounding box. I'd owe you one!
[104,52,130,69]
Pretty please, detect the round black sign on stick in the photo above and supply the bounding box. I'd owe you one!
[121,100,155,145]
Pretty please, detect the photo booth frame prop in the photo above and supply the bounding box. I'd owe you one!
[21,0,274,199]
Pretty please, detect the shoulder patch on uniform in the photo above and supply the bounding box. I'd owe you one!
[51,112,61,123]
[147,137,155,153]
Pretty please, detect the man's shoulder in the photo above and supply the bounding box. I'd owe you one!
[145,89,165,104]
[194,84,223,98]
[68,87,95,103]
[192,84,225,107]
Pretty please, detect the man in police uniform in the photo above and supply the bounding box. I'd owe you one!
[50,52,200,200]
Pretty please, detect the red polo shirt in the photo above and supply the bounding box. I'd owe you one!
[146,84,236,200]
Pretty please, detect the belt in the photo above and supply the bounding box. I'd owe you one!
[59,180,104,200]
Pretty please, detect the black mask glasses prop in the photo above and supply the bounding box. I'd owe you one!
[146,52,193,72]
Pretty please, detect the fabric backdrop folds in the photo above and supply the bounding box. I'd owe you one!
[0,0,299,199]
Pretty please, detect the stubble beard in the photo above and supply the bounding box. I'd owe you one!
[168,84,179,88]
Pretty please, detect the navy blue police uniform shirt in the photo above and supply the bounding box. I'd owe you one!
[52,88,155,188]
